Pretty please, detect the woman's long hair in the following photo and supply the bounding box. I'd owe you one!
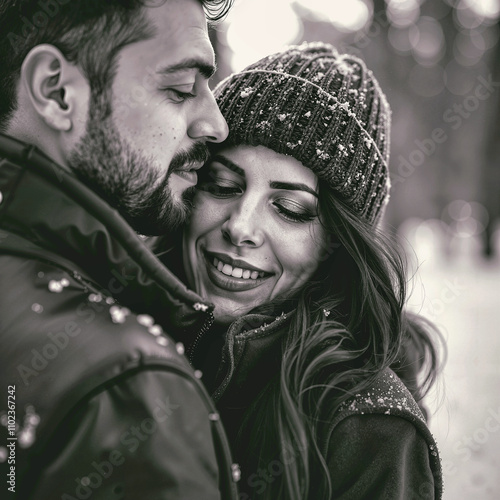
[237,180,444,499]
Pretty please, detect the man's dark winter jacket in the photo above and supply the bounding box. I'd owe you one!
[0,134,239,499]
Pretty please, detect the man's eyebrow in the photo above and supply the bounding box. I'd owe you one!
[270,181,318,197]
[211,155,245,177]
[157,58,216,79]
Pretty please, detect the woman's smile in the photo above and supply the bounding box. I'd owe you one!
[202,249,273,292]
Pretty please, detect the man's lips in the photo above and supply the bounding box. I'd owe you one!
[171,162,203,184]
[174,161,204,173]
[172,170,197,183]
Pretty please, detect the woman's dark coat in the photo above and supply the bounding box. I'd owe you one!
[189,308,444,500]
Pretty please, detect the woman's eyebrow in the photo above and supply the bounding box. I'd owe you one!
[211,155,245,177]
[270,181,318,197]
[209,156,317,196]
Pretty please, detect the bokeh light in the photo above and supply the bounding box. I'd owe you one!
[410,218,450,262]
[388,25,413,53]
[463,0,500,19]
[410,16,446,66]
[294,0,372,32]
[386,0,421,28]
[454,0,495,29]
[444,200,489,237]
[454,30,486,66]
[448,199,473,220]
[225,0,303,72]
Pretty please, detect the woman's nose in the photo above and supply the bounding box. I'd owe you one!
[221,202,264,248]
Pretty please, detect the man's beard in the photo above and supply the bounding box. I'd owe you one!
[68,97,209,236]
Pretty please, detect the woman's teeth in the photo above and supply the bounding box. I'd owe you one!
[213,258,264,280]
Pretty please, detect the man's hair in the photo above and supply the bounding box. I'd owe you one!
[0,0,233,129]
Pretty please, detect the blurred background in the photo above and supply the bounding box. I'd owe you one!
[209,1,500,498]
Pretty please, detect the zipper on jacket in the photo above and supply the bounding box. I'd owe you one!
[188,311,214,364]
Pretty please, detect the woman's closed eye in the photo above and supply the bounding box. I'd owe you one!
[197,177,242,198]
[273,198,317,223]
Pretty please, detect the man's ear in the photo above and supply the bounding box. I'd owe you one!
[20,44,88,132]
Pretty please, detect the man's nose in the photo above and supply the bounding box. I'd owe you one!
[187,91,229,143]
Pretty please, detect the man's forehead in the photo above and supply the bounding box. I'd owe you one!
[143,0,208,42]
[143,0,214,74]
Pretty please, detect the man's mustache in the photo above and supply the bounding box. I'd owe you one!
[169,142,210,174]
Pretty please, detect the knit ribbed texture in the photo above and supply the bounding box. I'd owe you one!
[214,42,392,224]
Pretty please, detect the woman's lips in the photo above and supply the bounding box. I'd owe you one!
[209,251,270,275]
[203,252,271,292]
[213,257,265,280]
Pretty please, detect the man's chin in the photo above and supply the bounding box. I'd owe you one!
[165,196,192,232]
[68,105,197,236]
[128,192,194,236]
[180,185,196,208]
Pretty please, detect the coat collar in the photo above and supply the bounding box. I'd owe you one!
[211,311,291,408]
[0,133,212,342]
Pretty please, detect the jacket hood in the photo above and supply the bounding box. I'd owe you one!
[0,133,212,343]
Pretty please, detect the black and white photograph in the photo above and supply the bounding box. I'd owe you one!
[0,0,499,498]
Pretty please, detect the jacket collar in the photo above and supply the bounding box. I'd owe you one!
[0,133,212,342]
[211,311,291,408]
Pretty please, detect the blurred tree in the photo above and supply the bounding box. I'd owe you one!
[481,15,500,257]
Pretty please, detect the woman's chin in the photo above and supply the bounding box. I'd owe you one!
[210,300,254,325]
[212,311,237,326]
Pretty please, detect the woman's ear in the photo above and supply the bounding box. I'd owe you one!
[20,44,89,132]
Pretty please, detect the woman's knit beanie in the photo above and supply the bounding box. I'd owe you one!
[214,42,392,225]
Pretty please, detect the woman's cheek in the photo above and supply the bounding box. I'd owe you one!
[292,232,325,279]
[191,196,213,230]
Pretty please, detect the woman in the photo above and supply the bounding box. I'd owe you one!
[164,42,443,499]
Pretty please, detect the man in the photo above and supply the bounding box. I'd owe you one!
[0,1,238,498]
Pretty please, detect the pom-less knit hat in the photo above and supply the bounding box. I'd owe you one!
[214,42,392,224]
